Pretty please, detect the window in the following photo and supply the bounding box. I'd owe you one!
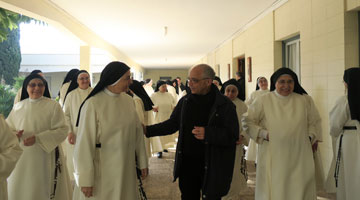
[283,35,301,81]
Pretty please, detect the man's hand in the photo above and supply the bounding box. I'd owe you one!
[141,168,149,179]
[152,106,159,112]
[68,132,76,145]
[192,126,205,140]
[81,187,94,198]
[23,135,36,146]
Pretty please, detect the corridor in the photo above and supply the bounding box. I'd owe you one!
[143,150,336,200]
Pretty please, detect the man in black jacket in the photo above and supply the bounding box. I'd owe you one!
[145,64,239,200]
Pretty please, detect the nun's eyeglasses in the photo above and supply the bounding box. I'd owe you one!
[187,78,210,83]
[78,77,90,81]
[28,83,45,88]
[277,79,294,84]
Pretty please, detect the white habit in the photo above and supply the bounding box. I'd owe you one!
[166,85,178,102]
[63,87,92,181]
[133,94,162,157]
[73,89,148,200]
[0,115,22,200]
[243,92,317,200]
[143,85,154,97]
[222,98,248,200]
[330,95,360,200]
[59,82,71,107]
[244,89,269,162]
[6,97,72,200]
[151,91,177,149]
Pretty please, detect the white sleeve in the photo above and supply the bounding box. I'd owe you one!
[134,107,149,170]
[305,95,322,143]
[134,98,145,124]
[242,97,267,144]
[329,96,349,138]
[73,100,97,187]
[36,103,68,153]
[0,115,23,179]
[63,94,73,134]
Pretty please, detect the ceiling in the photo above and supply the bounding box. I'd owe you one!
[50,0,281,69]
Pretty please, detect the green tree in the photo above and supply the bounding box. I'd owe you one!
[0,84,15,117]
[0,8,43,85]
[0,28,21,85]
[13,76,25,90]
[0,8,33,42]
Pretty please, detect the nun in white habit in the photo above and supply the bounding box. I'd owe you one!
[129,80,162,159]
[0,115,22,200]
[242,68,319,200]
[59,68,79,107]
[244,76,269,163]
[62,70,92,183]
[151,80,177,153]
[73,61,148,200]
[220,79,249,200]
[166,80,178,102]
[6,73,72,200]
[13,70,51,105]
[330,67,360,200]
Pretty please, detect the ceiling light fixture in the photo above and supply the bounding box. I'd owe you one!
[164,26,168,37]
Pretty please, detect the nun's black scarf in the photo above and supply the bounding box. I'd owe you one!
[20,74,51,101]
[270,68,307,95]
[255,76,267,90]
[344,67,360,122]
[76,61,130,126]
[220,78,244,100]
[155,80,167,92]
[129,80,154,111]
[58,68,79,96]
[63,70,90,104]
[214,76,223,86]
[30,70,42,75]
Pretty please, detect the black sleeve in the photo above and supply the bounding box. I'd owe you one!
[146,98,183,137]
[204,102,239,147]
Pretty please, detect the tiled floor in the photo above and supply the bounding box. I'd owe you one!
[142,151,336,200]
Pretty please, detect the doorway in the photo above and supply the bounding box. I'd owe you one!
[237,57,246,100]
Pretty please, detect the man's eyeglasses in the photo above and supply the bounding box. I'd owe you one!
[28,83,45,88]
[187,77,210,84]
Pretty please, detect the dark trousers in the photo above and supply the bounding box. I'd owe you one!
[178,155,220,200]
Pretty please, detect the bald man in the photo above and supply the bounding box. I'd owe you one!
[146,64,239,200]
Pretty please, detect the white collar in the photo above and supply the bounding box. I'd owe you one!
[274,90,291,99]
[29,96,43,102]
[104,88,120,97]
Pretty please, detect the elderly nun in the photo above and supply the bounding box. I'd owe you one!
[73,61,148,199]
[6,73,71,200]
[0,115,22,200]
[13,70,52,105]
[220,79,249,199]
[62,70,92,185]
[242,67,320,200]
[329,67,360,200]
